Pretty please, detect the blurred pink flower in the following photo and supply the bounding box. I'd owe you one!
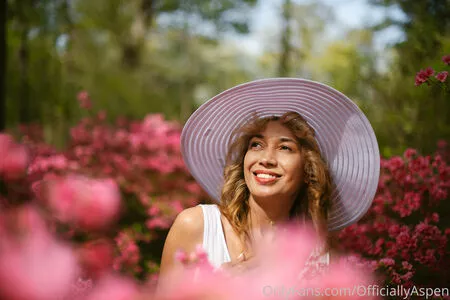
[147,205,161,216]
[78,239,114,278]
[45,175,121,230]
[142,114,168,134]
[97,110,107,121]
[85,276,140,300]
[169,200,184,214]
[113,231,141,274]
[77,91,92,110]
[158,224,379,300]
[0,207,79,300]
[392,192,421,217]
[436,71,449,82]
[312,262,379,300]
[443,54,450,65]
[146,217,171,230]
[0,133,14,162]
[175,250,189,264]
[379,258,395,267]
[64,278,93,300]
[404,148,417,160]
[0,134,29,181]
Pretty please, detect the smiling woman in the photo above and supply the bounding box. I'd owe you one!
[221,112,332,257]
[158,78,380,286]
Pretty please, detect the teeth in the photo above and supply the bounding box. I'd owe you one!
[256,173,277,179]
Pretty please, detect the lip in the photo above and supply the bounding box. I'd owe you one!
[252,170,281,185]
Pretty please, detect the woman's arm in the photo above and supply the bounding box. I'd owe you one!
[158,206,204,284]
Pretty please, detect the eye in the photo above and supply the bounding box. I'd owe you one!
[249,141,262,149]
[280,145,292,151]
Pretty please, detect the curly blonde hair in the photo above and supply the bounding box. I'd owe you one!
[218,111,333,253]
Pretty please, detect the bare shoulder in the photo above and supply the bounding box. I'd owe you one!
[171,205,204,237]
[159,206,204,278]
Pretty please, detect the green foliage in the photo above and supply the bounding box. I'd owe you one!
[4,0,449,156]
[366,0,450,155]
[5,0,258,143]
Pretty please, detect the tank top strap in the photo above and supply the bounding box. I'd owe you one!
[198,204,231,268]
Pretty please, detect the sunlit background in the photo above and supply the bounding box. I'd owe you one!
[3,0,449,156]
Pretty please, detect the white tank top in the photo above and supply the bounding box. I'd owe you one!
[199,204,330,270]
[199,204,231,268]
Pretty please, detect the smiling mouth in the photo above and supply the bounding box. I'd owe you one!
[253,172,281,184]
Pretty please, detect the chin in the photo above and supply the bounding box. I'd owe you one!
[250,190,282,200]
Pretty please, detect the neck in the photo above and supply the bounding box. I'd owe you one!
[247,195,292,229]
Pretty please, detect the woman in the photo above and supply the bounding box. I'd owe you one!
[159,78,380,279]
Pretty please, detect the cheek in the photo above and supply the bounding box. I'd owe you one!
[243,154,252,179]
[285,158,304,183]
[243,152,255,170]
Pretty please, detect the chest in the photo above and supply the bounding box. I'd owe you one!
[219,215,247,262]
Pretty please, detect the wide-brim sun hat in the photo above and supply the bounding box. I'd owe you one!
[181,78,380,231]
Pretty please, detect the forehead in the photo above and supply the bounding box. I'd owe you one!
[253,120,296,140]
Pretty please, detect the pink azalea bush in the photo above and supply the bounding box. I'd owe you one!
[1,90,449,298]
[0,134,379,299]
[415,54,450,91]
[12,101,208,279]
[338,141,450,290]
[0,206,79,300]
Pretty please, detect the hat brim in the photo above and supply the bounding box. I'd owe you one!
[181,78,380,231]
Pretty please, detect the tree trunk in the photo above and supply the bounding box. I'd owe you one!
[278,0,292,77]
[0,0,6,131]
[18,26,31,123]
[16,1,33,124]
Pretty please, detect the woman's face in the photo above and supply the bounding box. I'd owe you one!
[243,121,305,202]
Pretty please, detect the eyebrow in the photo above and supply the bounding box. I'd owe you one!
[252,134,297,144]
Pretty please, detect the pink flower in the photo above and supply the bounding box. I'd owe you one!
[437,139,448,149]
[65,278,93,299]
[430,212,439,223]
[85,276,140,300]
[402,261,413,271]
[189,245,209,265]
[45,175,121,230]
[77,90,92,109]
[443,54,450,65]
[436,71,448,82]
[170,200,184,214]
[97,110,107,121]
[379,258,395,267]
[415,67,435,86]
[158,223,378,300]
[113,231,141,274]
[404,148,417,160]
[312,262,379,300]
[0,133,14,161]
[78,239,114,278]
[0,208,79,300]
[386,156,404,172]
[146,217,171,230]
[147,205,161,216]
[0,135,29,181]
[174,250,189,264]
[401,271,414,281]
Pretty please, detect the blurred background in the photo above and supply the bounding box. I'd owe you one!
[1,0,450,156]
[0,1,449,292]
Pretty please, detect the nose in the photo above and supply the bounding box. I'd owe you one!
[259,149,277,167]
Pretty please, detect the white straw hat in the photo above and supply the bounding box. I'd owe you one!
[181,78,380,231]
